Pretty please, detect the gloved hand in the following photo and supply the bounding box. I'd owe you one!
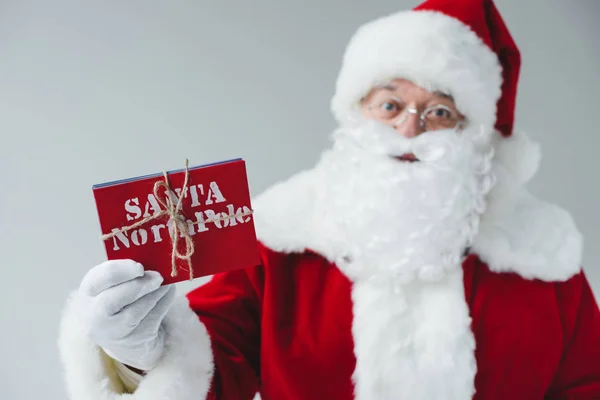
[74,259,177,371]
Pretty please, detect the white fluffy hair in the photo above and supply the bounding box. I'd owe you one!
[310,118,495,285]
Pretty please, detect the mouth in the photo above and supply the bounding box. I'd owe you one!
[393,153,419,163]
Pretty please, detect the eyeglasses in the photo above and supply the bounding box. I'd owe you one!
[364,95,463,131]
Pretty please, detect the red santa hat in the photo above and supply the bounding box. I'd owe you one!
[331,0,541,183]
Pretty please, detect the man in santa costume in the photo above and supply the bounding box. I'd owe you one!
[58,0,600,399]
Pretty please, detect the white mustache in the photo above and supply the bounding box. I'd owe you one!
[334,119,462,163]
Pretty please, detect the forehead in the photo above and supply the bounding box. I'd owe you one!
[367,78,454,102]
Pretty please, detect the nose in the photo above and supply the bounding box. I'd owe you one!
[394,112,424,138]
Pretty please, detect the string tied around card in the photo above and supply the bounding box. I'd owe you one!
[100,159,256,281]
[101,159,196,280]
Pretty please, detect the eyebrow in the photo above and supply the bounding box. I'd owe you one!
[374,84,454,101]
[433,91,454,101]
[375,83,397,91]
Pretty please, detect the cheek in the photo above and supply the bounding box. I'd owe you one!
[361,109,395,126]
[360,105,371,118]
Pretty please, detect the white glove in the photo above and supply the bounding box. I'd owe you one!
[75,259,177,371]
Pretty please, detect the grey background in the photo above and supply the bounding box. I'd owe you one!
[1,0,598,398]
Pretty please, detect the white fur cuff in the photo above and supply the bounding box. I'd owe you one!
[58,293,214,400]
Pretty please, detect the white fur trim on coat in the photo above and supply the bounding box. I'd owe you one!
[351,268,476,400]
[331,10,502,133]
[492,129,542,184]
[471,165,583,281]
[252,162,582,283]
[58,294,214,400]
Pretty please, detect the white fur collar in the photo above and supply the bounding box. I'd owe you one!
[252,158,582,283]
[470,167,583,281]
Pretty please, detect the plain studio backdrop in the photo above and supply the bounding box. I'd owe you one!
[0,0,599,398]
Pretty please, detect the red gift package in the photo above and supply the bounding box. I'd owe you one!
[93,159,261,285]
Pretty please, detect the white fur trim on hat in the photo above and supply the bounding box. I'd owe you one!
[331,10,503,133]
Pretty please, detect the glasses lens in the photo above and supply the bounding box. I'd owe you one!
[366,94,404,120]
[423,106,459,131]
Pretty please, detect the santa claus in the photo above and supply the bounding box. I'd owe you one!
[58,0,600,399]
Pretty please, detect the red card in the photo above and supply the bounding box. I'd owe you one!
[93,159,260,285]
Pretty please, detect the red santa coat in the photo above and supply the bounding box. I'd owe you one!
[188,244,600,400]
[58,146,600,400]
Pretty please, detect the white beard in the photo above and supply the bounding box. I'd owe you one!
[311,119,495,285]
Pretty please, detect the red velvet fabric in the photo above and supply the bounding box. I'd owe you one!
[414,0,521,137]
[188,244,600,399]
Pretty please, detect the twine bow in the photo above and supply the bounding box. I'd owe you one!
[101,159,196,280]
